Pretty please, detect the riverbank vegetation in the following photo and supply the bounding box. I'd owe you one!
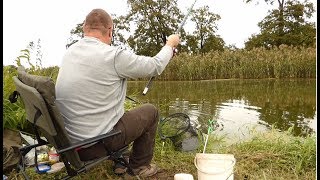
[5,126,316,179]
[160,45,316,80]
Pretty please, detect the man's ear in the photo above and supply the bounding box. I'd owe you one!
[108,29,112,38]
[82,21,86,33]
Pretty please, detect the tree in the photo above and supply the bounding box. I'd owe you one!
[188,5,224,54]
[245,0,316,49]
[201,35,225,52]
[111,15,131,47]
[246,0,286,41]
[126,0,183,56]
[66,23,84,48]
[180,35,198,54]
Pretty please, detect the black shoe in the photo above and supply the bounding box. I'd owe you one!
[114,161,128,175]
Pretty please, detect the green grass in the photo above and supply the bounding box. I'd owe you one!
[223,129,316,179]
[5,127,316,180]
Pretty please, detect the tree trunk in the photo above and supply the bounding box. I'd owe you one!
[277,0,285,46]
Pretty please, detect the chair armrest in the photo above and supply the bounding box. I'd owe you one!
[56,129,121,154]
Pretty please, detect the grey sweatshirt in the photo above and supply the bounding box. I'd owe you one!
[55,36,173,143]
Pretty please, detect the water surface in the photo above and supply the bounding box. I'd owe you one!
[127,79,316,144]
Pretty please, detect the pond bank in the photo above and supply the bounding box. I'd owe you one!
[6,127,316,179]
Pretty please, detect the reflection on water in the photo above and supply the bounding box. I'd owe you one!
[127,79,316,144]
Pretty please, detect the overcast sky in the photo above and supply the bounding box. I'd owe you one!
[3,0,317,67]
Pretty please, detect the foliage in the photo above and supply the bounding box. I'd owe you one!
[126,0,183,56]
[66,1,224,56]
[66,22,84,48]
[65,1,316,55]
[15,40,42,72]
[244,0,316,49]
[3,65,27,130]
[3,44,42,130]
[200,35,225,53]
[111,14,131,47]
[3,42,59,131]
[189,6,224,53]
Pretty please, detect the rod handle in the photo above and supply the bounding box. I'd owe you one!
[142,76,155,95]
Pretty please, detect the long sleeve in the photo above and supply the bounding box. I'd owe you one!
[113,45,174,79]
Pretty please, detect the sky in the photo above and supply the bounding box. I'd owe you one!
[3,0,317,67]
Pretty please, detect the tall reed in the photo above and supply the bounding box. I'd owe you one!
[159,45,316,80]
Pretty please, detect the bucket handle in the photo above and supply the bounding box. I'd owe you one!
[194,156,236,176]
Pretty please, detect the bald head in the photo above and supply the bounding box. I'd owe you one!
[83,9,113,36]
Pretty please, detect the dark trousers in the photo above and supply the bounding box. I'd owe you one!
[78,104,159,169]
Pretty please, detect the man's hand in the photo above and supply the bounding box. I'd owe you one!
[166,34,180,48]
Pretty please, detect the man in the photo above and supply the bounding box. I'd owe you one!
[55,9,180,177]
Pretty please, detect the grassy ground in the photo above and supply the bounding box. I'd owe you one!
[6,127,316,180]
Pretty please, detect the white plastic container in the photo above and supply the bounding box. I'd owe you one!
[174,173,194,180]
[194,153,236,180]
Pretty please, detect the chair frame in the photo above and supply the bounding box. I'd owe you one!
[11,74,132,180]
[17,128,130,180]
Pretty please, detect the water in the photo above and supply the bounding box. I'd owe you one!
[127,79,316,144]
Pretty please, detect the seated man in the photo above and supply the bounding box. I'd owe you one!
[55,9,180,177]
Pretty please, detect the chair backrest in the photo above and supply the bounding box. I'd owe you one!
[13,66,83,169]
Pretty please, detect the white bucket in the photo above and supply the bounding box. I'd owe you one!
[194,153,236,180]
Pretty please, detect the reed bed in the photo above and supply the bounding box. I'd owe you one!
[159,45,316,80]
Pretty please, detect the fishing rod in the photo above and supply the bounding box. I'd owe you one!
[125,95,141,104]
[142,0,198,95]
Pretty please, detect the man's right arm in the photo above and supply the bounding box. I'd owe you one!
[113,34,180,79]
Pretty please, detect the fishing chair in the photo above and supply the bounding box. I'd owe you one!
[10,66,132,179]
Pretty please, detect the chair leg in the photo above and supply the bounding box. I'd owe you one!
[110,147,133,175]
[62,146,134,178]
[118,156,133,175]
[17,159,30,180]
[59,154,79,179]
[61,174,73,180]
